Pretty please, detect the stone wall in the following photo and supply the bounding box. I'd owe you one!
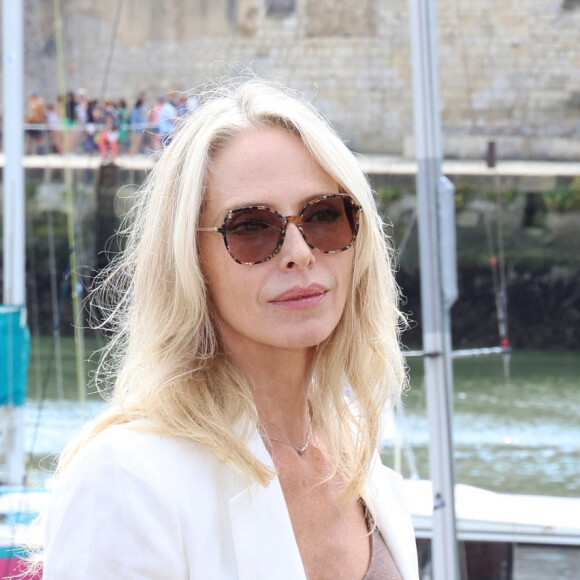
[3,0,580,158]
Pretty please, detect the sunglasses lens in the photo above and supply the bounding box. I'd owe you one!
[301,196,359,252]
[221,195,360,264]
[224,208,283,263]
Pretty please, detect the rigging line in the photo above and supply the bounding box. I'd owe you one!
[484,213,500,302]
[396,206,418,260]
[484,206,510,353]
[28,259,72,463]
[25,202,43,401]
[495,188,509,344]
[100,0,125,103]
[47,210,65,400]
[454,0,510,356]
[26,205,91,473]
[484,195,514,446]
[53,0,86,407]
[494,187,512,402]
[452,0,478,132]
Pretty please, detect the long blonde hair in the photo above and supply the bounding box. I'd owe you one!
[60,79,407,501]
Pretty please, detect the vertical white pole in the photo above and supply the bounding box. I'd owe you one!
[408,0,461,578]
[2,0,27,486]
[2,0,25,304]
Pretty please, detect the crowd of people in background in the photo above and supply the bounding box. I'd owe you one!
[19,88,199,163]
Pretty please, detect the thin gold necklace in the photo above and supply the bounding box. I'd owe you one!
[261,410,312,456]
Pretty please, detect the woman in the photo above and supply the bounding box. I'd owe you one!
[97,97,120,162]
[117,98,131,153]
[40,80,418,579]
[63,91,77,153]
[129,94,147,155]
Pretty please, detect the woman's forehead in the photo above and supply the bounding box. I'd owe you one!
[202,127,338,218]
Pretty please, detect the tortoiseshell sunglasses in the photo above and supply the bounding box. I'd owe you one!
[198,193,362,265]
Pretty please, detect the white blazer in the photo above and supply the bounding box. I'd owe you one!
[43,422,419,580]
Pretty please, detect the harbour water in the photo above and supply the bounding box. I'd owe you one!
[397,351,580,498]
[20,338,580,499]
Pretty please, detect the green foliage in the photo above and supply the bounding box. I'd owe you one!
[376,179,521,211]
[503,187,520,204]
[482,187,519,204]
[25,182,38,200]
[30,210,68,237]
[454,177,476,210]
[377,186,402,205]
[544,177,580,212]
[529,210,547,228]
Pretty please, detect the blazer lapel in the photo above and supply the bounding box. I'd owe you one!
[228,427,418,580]
[368,457,420,580]
[229,429,307,580]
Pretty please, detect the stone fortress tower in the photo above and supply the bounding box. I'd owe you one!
[5,0,580,159]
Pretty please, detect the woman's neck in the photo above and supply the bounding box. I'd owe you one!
[252,376,310,443]
[225,341,313,442]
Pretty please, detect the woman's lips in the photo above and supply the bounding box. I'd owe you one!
[269,285,328,309]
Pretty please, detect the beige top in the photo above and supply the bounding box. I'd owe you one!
[363,510,403,580]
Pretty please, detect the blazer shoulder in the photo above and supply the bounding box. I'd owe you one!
[370,457,406,495]
[44,424,195,579]
[70,422,211,469]
[58,421,239,502]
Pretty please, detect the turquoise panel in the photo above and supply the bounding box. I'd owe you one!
[0,306,30,407]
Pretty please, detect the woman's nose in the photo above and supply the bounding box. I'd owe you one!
[279,223,315,270]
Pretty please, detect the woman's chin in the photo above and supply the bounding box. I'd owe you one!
[273,325,335,350]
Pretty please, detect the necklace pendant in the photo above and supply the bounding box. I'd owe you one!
[260,403,312,457]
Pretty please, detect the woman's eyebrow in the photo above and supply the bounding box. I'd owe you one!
[222,190,342,213]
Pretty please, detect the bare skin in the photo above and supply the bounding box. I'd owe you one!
[200,127,371,579]
[231,351,371,580]
[274,446,370,580]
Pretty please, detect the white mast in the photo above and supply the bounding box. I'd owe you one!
[408,0,461,578]
[2,0,27,486]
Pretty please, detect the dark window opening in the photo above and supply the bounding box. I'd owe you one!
[523,192,547,229]
[266,0,296,15]
[417,539,514,580]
